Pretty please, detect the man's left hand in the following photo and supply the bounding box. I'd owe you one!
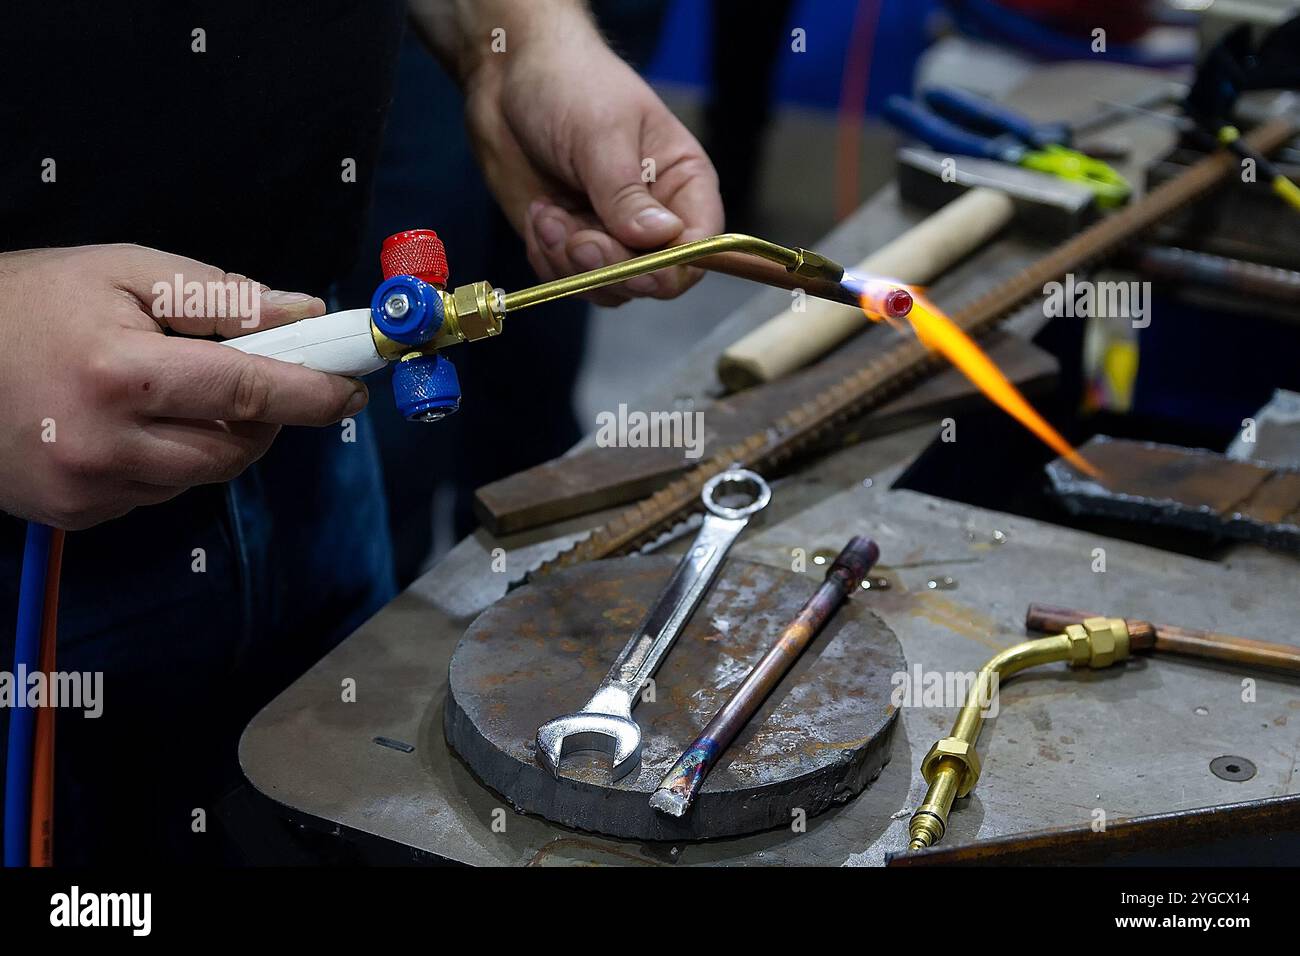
[459,7,724,306]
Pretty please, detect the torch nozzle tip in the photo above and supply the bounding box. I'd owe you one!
[884,288,914,318]
[842,272,914,320]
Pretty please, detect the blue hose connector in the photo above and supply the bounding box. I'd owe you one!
[5,522,52,867]
[392,353,461,421]
[370,275,445,346]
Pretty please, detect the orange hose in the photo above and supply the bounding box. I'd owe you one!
[835,0,883,220]
[29,529,64,867]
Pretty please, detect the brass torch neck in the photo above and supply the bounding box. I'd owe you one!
[907,620,1132,852]
[428,234,850,350]
[499,233,846,315]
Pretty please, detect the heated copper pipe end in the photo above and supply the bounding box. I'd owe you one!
[884,287,914,319]
[828,535,880,592]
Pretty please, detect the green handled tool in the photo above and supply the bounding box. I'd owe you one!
[885,86,1131,208]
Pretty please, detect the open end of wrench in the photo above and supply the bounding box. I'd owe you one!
[535,713,643,782]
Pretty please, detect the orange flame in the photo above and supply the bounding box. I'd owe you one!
[864,289,1101,478]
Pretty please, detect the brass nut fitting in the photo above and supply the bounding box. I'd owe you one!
[789,248,843,281]
[920,736,982,797]
[1067,616,1130,668]
[448,281,503,342]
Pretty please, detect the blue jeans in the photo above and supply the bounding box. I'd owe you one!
[0,413,396,864]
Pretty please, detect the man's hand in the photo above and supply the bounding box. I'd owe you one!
[413,1,724,306]
[0,245,369,529]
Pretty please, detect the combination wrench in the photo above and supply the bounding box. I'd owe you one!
[535,468,772,782]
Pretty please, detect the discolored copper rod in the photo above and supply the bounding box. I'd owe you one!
[697,252,860,307]
[1025,603,1300,674]
[650,536,880,817]
[700,254,913,317]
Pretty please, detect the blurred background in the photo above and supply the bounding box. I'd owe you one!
[342,0,1294,584]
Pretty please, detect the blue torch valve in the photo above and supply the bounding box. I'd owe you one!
[371,275,445,346]
[392,353,461,421]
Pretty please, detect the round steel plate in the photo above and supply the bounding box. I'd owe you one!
[445,555,903,840]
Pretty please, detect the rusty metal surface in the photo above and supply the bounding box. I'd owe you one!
[445,556,903,840]
[1047,436,1300,551]
[652,537,879,815]
[238,444,1300,865]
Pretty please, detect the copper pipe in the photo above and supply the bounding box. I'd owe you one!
[697,253,862,307]
[650,536,880,817]
[1025,603,1300,675]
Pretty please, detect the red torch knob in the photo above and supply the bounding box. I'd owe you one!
[381,229,449,287]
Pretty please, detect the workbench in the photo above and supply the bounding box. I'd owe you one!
[239,65,1300,866]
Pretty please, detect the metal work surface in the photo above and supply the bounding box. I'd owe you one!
[888,793,1300,866]
[240,458,1300,865]
[446,556,902,840]
[239,65,1300,864]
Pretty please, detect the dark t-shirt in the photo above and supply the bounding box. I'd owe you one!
[2,1,405,293]
[0,3,408,862]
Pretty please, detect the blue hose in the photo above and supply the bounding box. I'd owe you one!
[954,0,1195,69]
[4,522,52,867]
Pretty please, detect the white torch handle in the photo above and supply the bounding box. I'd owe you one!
[221,308,387,377]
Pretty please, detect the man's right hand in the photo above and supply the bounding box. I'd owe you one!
[0,244,369,529]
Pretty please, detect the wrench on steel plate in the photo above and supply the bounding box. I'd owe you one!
[535,468,772,782]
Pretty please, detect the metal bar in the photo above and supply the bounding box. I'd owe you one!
[650,536,879,817]
[1127,245,1300,303]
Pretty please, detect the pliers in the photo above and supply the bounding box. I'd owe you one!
[884,86,1131,208]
